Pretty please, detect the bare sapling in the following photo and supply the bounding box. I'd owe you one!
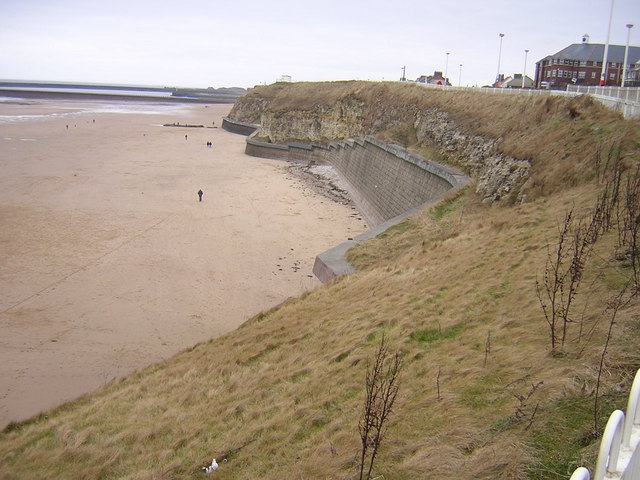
[562,218,595,345]
[537,197,607,352]
[592,283,638,435]
[483,330,491,367]
[512,381,544,430]
[536,210,573,353]
[616,165,640,291]
[359,335,402,480]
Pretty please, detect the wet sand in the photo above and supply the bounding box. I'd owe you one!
[0,98,366,428]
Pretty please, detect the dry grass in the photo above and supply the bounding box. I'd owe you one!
[1,84,639,479]
[2,179,637,479]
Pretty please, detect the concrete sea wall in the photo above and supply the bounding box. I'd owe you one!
[325,137,468,226]
[222,116,469,281]
[221,117,260,136]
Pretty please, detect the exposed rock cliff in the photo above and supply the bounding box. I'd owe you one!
[413,108,531,202]
[229,81,623,203]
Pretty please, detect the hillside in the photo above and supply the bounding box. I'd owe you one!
[1,82,639,480]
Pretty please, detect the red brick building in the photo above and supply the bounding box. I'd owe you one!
[535,41,640,88]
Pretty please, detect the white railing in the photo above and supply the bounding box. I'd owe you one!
[566,86,640,120]
[415,83,640,119]
[569,369,640,480]
[566,86,640,104]
[416,82,576,97]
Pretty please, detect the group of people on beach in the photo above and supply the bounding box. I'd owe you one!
[199,140,213,200]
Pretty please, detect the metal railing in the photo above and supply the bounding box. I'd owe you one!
[416,82,575,97]
[415,83,640,119]
[566,86,640,119]
[566,86,640,103]
[569,369,640,480]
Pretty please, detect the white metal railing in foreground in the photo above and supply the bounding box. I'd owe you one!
[568,369,640,480]
[566,86,640,104]
[414,83,640,119]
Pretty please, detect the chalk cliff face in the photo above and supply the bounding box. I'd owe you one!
[229,86,530,203]
[229,96,368,142]
[413,109,531,203]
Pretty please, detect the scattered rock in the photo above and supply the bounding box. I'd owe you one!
[285,163,355,206]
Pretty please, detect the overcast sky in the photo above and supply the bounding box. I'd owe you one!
[1,0,638,88]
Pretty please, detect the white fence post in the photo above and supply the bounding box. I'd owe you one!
[623,369,640,447]
[594,410,625,479]
[569,369,640,480]
[569,467,590,480]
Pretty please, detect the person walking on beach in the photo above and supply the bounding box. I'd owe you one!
[197,189,203,202]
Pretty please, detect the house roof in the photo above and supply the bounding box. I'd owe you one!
[537,43,640,64]
[503,75,534,87]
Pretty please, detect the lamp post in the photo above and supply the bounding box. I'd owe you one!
[600,0,615,86]
[622,24,634,87]
[444,52,450,86]
[496,33,505,87]
[458,64,463,87]
[522,49,529,88]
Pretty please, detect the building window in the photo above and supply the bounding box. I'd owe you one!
[558,69,563,77]
[578,71,586,79]
[563,71,569,78]
[546,71,551,78]
[591,72,596,78]
[609,73,615,80]
[580,60,587,66]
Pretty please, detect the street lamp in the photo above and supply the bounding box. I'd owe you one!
[622,24,634,87]
[522,49,529,88]
[458,64,463,87]
[496,33,505,87]
[601,0,615,86]
[445,52,450,86]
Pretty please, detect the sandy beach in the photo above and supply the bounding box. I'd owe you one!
[0,98,366,428]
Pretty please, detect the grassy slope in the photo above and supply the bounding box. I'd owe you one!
[1,84,639,480]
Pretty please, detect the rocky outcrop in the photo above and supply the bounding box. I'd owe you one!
[259,102,367,143]
[414,109,531,203]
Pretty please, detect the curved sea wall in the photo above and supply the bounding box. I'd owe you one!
[222,116,469,281]
[221,117,260,136]
[223,118,468,226]
[325,136,468,226]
